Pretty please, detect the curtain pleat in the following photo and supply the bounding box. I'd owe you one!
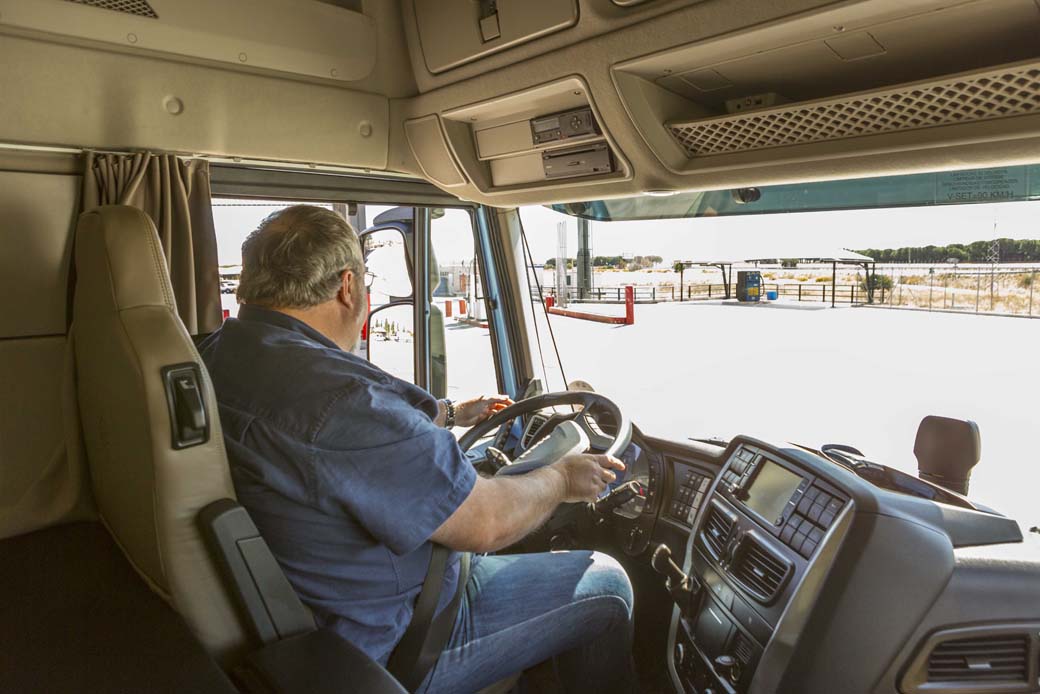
[81,152,222,334]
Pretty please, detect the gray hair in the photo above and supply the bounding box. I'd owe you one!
[237,205,363,309]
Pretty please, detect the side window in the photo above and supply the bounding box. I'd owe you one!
[430,209,500,403]
[212,198,343,319]
[213,199,500,408]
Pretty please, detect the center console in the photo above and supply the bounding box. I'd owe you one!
[668,441,850,694]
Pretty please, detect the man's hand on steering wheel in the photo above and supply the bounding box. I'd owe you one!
[553,454,626,503]
[454,394,514,427]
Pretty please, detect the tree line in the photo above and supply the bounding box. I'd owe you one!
[855,238,1040,264]
[544,255,663,270]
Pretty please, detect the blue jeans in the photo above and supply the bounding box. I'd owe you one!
[421,550,636,694]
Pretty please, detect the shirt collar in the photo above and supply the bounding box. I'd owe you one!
[237,304,342,351]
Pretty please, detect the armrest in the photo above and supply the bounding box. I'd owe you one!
[237,629,407,694]
[197,499,315,645]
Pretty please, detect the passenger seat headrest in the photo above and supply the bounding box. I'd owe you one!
[914,415,981,496]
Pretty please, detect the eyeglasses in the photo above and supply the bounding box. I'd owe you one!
[333,268,377,288]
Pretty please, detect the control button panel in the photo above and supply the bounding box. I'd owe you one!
[670,465,712,525]
[778,485,846,558]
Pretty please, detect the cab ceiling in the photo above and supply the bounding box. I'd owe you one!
[0,0,1038,207]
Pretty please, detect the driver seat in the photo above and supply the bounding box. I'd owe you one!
[71,205,249,664]
[70,206,407,693]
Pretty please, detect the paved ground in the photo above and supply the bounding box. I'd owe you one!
[441,300,1040,530]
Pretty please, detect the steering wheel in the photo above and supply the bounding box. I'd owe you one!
[458,391,633,477]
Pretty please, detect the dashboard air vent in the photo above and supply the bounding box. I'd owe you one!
[64,0,159,18]
[927,634,1029,684]
[522,414,549,449]
[702,505,735,559]
[730,535,790,603]
[733,631,754,668]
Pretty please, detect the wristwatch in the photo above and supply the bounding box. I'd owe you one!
[442,399,456,428]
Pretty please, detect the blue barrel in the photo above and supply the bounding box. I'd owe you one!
[766,290,778,300]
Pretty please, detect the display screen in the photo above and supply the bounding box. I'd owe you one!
[744,459,802,524]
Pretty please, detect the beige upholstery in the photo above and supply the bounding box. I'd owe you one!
[71,205,247,664]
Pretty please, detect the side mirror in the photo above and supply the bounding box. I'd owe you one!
[914,415,981,496]
[366,304,414,384]
[363,229,413,306]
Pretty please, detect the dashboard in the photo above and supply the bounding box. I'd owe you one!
[596,431,1040,694]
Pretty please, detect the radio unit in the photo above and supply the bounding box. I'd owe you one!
[530,106,599,145]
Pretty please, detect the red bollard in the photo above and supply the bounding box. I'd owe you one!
[624,286,635,325]
[546,296,555,309]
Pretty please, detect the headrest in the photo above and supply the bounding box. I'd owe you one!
[914,415,981,495]
[75,206,175,315]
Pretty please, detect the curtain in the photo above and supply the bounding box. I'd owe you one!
[81,152,222,334]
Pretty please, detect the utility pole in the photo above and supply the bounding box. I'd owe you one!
[556,221,568,308]
[576,217,592,301]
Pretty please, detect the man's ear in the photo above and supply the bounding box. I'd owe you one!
[338,270,357,309]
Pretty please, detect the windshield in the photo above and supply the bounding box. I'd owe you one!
[519,166,1040,531]
[551,163,1040,221]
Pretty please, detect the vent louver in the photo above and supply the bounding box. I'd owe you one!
[522,414,549,449]
[730,535,790,603]
[63,0,158,18]
[927,635,1029,684]
[668,63,1040,157]
[702,505,734,558]
[733,631,754,668]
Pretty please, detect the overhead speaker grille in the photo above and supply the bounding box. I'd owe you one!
[668,62,1040,157]
[63,0,158,18]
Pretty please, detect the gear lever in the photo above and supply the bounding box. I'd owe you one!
[651,544,701,614]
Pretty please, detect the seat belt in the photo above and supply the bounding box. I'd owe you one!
[387,546,471,692]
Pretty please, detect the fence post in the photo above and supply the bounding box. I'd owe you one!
[708,284,712,298]
[798,285,802,302]
[880,278,885,305]
[928,270,934,311]
[617,287,621,301]
[1030,270,1036,316]
[625,286,635,325]
[851,285,856,304]
[975,271,981,313]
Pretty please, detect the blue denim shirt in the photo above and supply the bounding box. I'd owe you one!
[199,305,476,663]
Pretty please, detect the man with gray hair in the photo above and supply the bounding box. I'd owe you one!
[200,205,636,693]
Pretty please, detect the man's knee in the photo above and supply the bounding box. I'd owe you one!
[579,551,634,621]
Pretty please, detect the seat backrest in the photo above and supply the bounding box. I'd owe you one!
[71,205,247,664]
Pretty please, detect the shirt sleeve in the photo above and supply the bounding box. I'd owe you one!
[308,380,477,556]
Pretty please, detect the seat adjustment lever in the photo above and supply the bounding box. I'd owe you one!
[162,363,210,449]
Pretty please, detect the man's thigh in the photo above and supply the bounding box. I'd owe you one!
[422,550,633,693]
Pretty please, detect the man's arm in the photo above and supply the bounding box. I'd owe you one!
[430,454,624,553]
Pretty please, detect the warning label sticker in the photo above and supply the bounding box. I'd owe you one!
[937,168,1027,203]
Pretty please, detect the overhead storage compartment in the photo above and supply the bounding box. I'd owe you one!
[412,0,578,74]
[612,0,1040,175]
[0,0,376,83]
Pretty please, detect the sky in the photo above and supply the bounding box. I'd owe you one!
[212,198,1040,268]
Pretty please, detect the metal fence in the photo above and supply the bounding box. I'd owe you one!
[869,267,1038,317]
[537,283,872,305]
[533,267,1039,317]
